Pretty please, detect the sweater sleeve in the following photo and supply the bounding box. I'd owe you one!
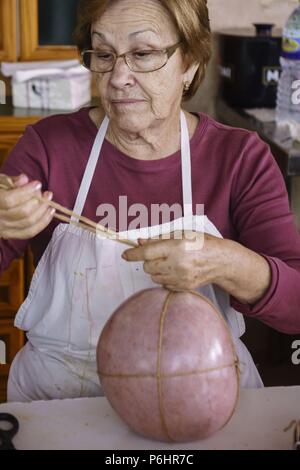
[0,125,49,274]
[229,131,300,334]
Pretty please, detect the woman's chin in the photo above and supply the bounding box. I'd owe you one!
[110,113,151,132]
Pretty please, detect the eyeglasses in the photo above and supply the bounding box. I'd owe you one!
[81,42,182,73]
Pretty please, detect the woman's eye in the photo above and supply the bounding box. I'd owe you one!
[134,51,154,59]
[96,52,114,60]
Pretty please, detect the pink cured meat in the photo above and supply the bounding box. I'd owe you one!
[97,288,239,443]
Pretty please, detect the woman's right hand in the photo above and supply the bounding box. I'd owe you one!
[0,174,55,240]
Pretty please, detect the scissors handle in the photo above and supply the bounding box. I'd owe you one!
[0,413,19,451]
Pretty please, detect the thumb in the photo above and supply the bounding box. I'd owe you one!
[11,174,30,188]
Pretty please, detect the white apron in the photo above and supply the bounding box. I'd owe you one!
[7,111,263,402]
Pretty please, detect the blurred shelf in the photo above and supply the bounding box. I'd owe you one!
[216,99,300,179]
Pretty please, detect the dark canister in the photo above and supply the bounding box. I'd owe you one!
[217,24,282,108]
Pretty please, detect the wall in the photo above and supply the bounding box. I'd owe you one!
[209,0,297,31]
[184,0,298,115]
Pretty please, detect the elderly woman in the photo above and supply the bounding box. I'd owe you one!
[0,0,300,402]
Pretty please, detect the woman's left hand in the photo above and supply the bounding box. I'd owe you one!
[122,231,272,305]
[122,231,229,291]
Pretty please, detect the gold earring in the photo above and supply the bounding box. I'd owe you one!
[183,82,190,92]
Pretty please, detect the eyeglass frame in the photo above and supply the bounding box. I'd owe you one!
[81,41,182,73]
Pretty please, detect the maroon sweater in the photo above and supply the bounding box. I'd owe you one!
[1,107,300,333]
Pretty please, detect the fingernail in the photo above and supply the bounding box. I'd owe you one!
[19,174,28,182]
[45,191,53,201]
[32,182,42,191]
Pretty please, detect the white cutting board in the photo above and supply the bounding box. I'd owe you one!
[0,386,299,450]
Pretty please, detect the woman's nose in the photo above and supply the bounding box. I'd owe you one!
[109,57,136,89]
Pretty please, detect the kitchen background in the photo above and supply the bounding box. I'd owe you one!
[188,0,298,115]
[190,0,300,231]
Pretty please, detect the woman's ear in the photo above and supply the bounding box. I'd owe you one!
[184,62,200,85]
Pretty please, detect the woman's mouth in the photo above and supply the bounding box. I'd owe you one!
[111,100,145,106]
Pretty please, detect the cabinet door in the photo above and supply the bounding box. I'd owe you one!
[0,259,24,315]
[0,319,25,403]
[0,134,21,167]
[0,117,40,402]
[0,261,25,404]
[0,115,43,167]
[0,0,17,62]
[20,0,80,61]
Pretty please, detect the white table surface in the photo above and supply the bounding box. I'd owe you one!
[0,386,299,450]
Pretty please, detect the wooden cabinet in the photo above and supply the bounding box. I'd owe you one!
[0,260,25,403]
[0,259,25,311]
[0,114,41,166]
[0,0,17,62]
[20,0,80,61]
[0,319,25,402]
[0,135,19,163]
[0,0,94,402]
[1,0,81,64]
[0,110,42,403]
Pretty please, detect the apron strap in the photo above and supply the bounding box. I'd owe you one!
[71,115,109,221]
[180,111,193,219]
[72,111,193,221]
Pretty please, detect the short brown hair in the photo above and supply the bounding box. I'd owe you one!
[73,0,211,100]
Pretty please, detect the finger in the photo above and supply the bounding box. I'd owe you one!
[1,206,55,240]
[0,174,14,189]
[137,232,179,245]
[0,173,29,189]
[165,285,188,292]
[123,239,175,262]
[1,191,52,224]
[143,259,171,275]
[0,180,43,210]
[151,274,172,285]
[138,237,162,246]
[2,192,53,230]
[11,174,30,188]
